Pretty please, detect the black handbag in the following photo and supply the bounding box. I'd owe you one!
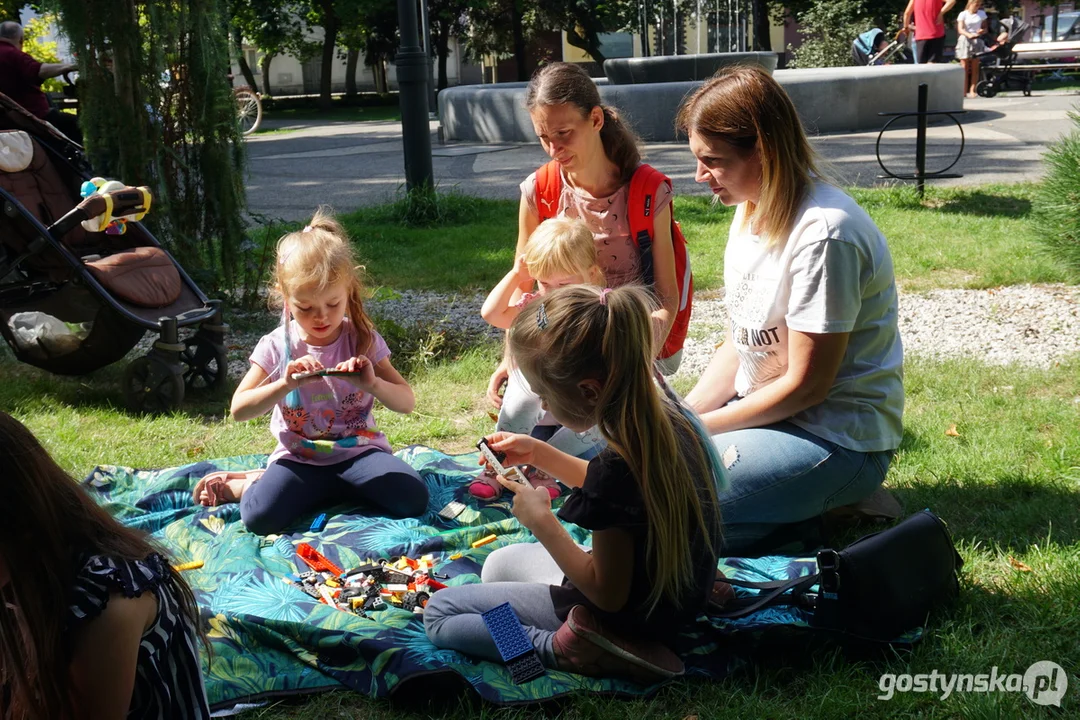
[711,510,964,642]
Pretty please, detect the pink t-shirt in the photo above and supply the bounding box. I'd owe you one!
[520,165,673,289]
[250,318,393,466]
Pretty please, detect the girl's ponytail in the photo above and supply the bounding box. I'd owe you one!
[599,106,642,183]
[509,285,723,613]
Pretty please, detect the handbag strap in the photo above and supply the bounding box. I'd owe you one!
[708,574,820,619]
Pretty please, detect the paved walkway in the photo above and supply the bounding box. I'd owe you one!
[245,90,1079,221]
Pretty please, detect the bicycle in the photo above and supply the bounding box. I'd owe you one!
[234,85,262,136]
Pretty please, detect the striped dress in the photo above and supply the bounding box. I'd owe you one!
[66,552,210,718]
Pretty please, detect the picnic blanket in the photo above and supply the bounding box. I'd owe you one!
[81,447,918,711]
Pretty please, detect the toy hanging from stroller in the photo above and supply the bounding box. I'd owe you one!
[853,28,914,66]
[0,91,228,413]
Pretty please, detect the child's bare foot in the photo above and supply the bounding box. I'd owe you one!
[193,470,262,506]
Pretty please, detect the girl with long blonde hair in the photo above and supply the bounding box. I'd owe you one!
[426,285,723,682]
[191,207,428,533]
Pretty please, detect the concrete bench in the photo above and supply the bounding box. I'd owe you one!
[438,63,963,142]
[603,52,778,84]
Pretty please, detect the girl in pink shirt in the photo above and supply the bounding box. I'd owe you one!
[193,208,428,533]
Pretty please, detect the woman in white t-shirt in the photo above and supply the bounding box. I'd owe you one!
[956,0,989,97]
[676,65,904,555]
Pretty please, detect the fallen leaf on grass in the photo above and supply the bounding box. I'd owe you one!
[945,424,961,437]
[487,411,499,423]
[1008,556,1032,572]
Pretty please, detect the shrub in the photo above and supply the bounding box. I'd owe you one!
[1033,109,1080,277]
[789,0,876,69]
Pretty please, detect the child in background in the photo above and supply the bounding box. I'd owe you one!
[0,411,210,718]
[193,207,429,534]
[426,286,724,682]
[473,217,605,500]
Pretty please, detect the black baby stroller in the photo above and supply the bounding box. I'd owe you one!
[852,28,914,66]
[0,92,228,413]
[976,17,1033,97]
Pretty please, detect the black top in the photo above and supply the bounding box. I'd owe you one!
[66,552,211,719]
[549,448,721,641]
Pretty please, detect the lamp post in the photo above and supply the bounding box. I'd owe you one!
[396,0,433,191]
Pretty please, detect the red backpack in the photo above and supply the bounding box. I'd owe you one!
[535,161,693,359]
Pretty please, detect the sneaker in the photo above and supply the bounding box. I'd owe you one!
[468,467,502,500]
[523,466,562,500]
[552,605,684,683]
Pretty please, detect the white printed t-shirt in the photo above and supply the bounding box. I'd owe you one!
[724,181,903,452]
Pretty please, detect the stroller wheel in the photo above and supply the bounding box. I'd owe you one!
[181,335,228,392]
[976,80,996,98]
[124,355,185,414]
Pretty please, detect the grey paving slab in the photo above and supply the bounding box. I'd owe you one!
[244,91,1079,222]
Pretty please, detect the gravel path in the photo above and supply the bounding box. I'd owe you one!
[193,284,1080,381]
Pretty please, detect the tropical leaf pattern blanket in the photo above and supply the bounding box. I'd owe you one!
[81,447,916,711]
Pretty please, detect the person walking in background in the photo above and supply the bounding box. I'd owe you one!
[0,21,81,142]
[904,0,958,63]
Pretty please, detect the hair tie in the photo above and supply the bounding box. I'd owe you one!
[598,288,613,306]
[536,301,549,330]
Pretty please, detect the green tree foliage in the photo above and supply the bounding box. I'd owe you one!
[230,0,313,97]
[0,0,24,21]
[536,1,636,64]
[52,0,246,283]
[787,0,878,68]
[428,0,469,90]
[1034,109,1080,277]
[357,0,398,95]
[21,13,63,93]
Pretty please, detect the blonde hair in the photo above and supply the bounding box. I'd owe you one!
[966,0,983,11]
[271,206,373,356]
[677,65,822,249]
[523,217,603,284]
[508,285,723,612]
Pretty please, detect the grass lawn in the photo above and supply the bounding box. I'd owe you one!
[256,103,401,134]
[2,183,1078,717]
[295,184,1071,296]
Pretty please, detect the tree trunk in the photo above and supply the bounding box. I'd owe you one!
[511,0,527,81]
[374,58,388,94]
[566,30,606,64]
[345,47,359,97]
[435,25,451,90]
[752,0,772,51]
[260,52,274,95]
[231,26,258,89]
[318,0,340,111]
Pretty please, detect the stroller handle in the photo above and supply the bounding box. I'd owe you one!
[48,186,151,238]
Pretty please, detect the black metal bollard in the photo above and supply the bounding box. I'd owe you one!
[396,0,434,191]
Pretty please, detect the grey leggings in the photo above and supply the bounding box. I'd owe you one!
[424,544,565,666]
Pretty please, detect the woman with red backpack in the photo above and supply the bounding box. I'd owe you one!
[485,62,693,471]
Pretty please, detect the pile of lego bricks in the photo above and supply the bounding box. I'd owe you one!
[283,542,448,618]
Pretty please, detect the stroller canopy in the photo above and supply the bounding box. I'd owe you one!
[856,29,885,55]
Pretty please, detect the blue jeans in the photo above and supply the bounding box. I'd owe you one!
[712,421,894,555]
[240,452,428,535]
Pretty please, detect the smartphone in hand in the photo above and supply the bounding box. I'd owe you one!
[290,369,364,381]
